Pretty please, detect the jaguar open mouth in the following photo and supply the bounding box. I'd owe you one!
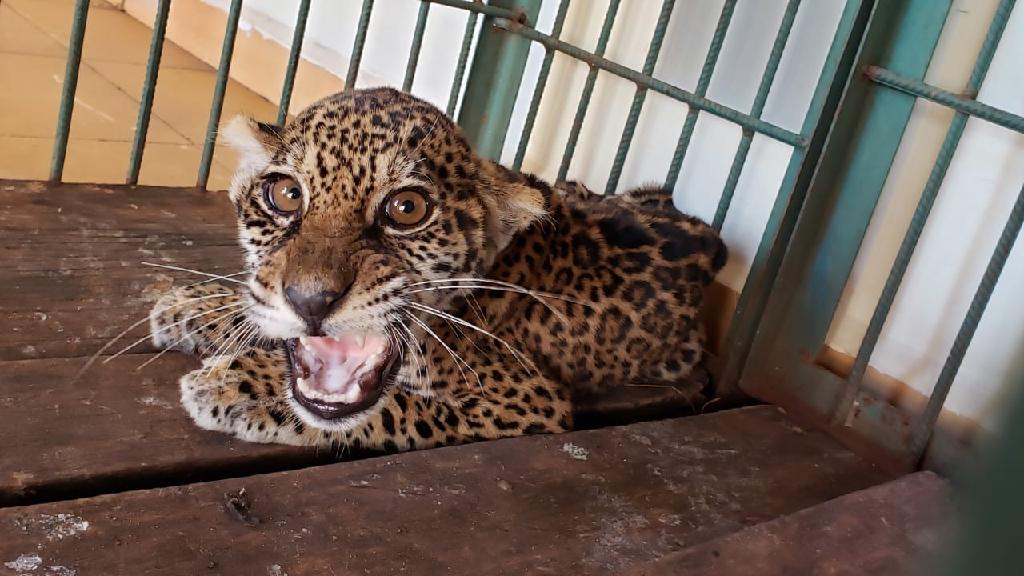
[285,333,396,420]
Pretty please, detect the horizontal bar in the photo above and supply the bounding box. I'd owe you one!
[447,9,479,116]
[835,0,1015,426]
[714,0,802,230]
[605,0,676,194]
[127,0,170,185]
[512,0,571,171]
[425,0,522,22]
[498,19,806,148]
[403,1,431,92]
[910,180,1024,460]
[866,65,1024,135]
[557,0,621,182]
[665,0,736,188]
[50,0,91,182]
[197,0,243,190]
[277,0,312,125]
[346,0,375,89]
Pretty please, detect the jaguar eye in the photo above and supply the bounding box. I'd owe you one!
[383,188,432,228]
[262,176,303,215]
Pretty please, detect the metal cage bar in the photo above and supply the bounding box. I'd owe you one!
[864,65,1024,134]
[500,20,806,149]
[664,0,736,189]
[346,0,376,89]
[197,0,242,190]
[834,0,1015,426]
[556,0,621,182]
[50,0,90,182]
[713,0,802,230]
[428,0,520,20]
[604,0,675,194]
[126,0,170,186]
[512,0,571,171]
[447,9,480,116]
[910,180,1024,460]
[403,1,432,92]
[277,0,312,126]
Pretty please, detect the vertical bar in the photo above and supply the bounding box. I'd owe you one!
[557,0,621,182]
[403,1,431,92]
[834,0,1015,425]
[664,0,736,188]
[720,0,877,398]
[126,0,170,186]
[49,0,90,182]
[346,0,375,90]
[277,0,312,126]
[911,181,1024,461]
[447,9,480,117]
[458,0,542,161]
[196,0,242,190]
[713,0,801,230]
[604,0,675,194]
[513,0,571,170]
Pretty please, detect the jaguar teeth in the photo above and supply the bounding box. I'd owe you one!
[354,333,365,348]
[300,337,312,351]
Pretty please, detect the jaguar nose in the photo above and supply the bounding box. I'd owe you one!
[285,286,344,332]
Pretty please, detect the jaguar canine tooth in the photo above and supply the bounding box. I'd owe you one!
[296,377,306,388]
[300,336,312,351]
[353,333,366,348]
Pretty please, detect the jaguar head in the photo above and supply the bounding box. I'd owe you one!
[221,88,545,431]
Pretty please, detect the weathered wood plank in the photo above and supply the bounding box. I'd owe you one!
[0,180,240,361]
[0,407,890,575]
[624,472,951,576]
[0,354,316,506]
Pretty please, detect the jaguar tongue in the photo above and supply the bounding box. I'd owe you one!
[293,333,389,404]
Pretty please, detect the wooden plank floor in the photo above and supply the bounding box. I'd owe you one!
[0,406,892,575]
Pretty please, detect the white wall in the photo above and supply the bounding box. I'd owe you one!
[201,0,1023,429]
[826,0,1024,429]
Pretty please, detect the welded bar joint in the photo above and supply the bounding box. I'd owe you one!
[50,0,91,182]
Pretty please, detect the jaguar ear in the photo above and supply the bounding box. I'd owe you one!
[222,115,283,172]
[481,163,548,257]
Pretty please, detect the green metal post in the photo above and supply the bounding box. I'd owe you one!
[50,0,90,182]
[346,0,375,90]
[277,0,312,125]
[403,2,431,92]
[197,0,242,190]
[457,0,542,161]
[127,0,170,185]
[448,9,480,116]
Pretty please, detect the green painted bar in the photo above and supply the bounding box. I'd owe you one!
[713,0,802,230]
[447,9,479,116]
[403,1,431,92]
[501,21,805,148]
[126,0,170,185]
[837,0,1015,427]
[866,65,1024,134]
[664,0,736,189]
[196,0,242,190]
[49,0,90,182]
[513,0,571,171]
[276,0,312,126]
[604,0,675,194]
[911,181,1024,461]
[556,0,621,181]
[458,0,541,161]
[720,0,875,398]
[346,0,375,90]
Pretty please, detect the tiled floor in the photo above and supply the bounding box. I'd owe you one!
[0,0,279,190]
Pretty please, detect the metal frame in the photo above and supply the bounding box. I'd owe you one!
[742,0,1022,470]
